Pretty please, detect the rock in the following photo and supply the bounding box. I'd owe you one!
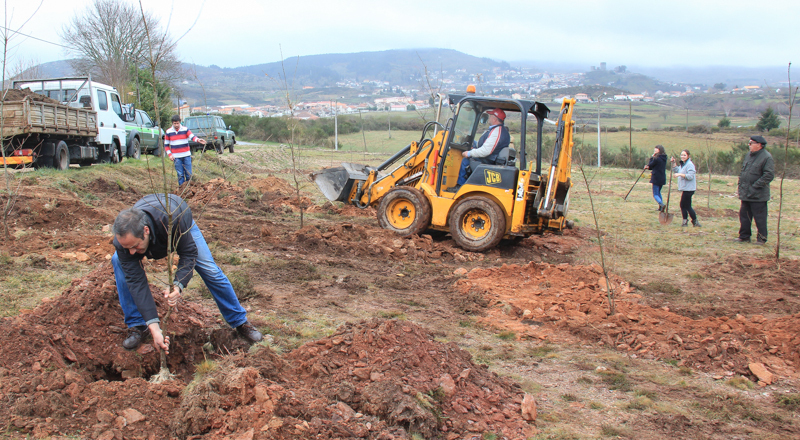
[748,363,774,385]
[521,393,537,421]
[254,385,269,403]
[454,268,468,276]
[233,428,255,440]
[96,409,115,424]
[121,408,145,424]
[439,374,456,397]
[97,431,115,440]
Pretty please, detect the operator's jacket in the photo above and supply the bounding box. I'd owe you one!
[468,124,511,164]
[737,148,775,202]
[113,194,198,324]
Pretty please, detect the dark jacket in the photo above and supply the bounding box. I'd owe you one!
[647,154,667,186]
[738,148,775,202]
[113,194,198,324]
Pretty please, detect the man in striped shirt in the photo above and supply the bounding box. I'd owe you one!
[164,115,206,185]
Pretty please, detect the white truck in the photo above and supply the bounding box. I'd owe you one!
[2,77,132,170]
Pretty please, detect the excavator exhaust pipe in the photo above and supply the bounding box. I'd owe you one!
[311,163,372,203]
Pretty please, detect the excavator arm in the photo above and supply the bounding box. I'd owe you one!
[538,98,575,223]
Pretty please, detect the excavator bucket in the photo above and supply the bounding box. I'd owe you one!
[311,163,372,203]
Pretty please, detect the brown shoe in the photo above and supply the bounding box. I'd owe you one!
[236,321,263,343]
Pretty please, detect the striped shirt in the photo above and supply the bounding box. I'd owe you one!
[164,125,200,159]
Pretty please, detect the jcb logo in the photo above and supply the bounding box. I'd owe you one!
[484,170,502,185]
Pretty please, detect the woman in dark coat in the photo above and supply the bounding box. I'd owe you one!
[644,145,667,211]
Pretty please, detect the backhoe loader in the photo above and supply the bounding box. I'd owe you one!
[312,92,576,252]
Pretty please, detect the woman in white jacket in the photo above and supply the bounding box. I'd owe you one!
[671,150,700,227]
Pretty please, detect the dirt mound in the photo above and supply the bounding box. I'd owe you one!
[457,261,800,382]
[0,263,253,438]
[0,264,538,439]
[289,223,487,264]
[181,178,243,207]
[177,319,536,439]
[2,87,62,104]
[246,176,297,197]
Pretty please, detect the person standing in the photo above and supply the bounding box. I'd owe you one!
[671,150,699,227]
[112,193,262,351]
[164,115,206,185]
[644,145,667,211]
[735,135,774,244]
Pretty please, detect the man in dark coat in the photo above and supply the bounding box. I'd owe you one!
[735,135,775,244]
[112,193,263,351]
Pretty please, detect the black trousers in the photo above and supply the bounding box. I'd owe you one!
[679,191,696,221]
[739,201,768,242]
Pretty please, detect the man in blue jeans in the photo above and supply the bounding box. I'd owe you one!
[112,193,262,351]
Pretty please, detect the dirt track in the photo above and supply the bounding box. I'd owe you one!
[1,170,799,439]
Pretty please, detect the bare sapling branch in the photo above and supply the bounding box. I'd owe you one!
[775,62,797,262]
[577,152,615,315]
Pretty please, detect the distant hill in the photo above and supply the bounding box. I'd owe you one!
[179,49,510,105]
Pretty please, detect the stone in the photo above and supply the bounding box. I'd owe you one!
[521,393,537,421]
[439,374,456,397]
[121,408,145,424]
[454,268,468,276]
[748,363,774,385]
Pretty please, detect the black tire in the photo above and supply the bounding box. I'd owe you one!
[129,138,141,159]
[229,139,235,153]
[34,155,54,169]
[377,187,432,236]
[153,144,163,157]
[216,139,224,154]
[448,196,506,252]
[54,141,69,171]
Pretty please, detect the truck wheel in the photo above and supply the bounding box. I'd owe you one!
[216,140,224,154]
[153,144,163,157]
[377,187,431,236]
[54,141,69,171]
[448,196,506,252]
[130,138,141,159]
[229,139,235,153]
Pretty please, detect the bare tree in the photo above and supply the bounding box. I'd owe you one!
[60,0,180,97]
[8,57,43,81]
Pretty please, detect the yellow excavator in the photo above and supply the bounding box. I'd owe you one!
[312,91,576,252]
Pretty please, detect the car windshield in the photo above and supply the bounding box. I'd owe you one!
[185,117,214,130]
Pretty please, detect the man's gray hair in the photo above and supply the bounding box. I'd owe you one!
[113,208,147,238]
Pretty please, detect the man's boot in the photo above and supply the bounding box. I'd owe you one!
[122,325,147,350]
[236,321,263,343]
[692,218,701,227]
[681,219,688,227]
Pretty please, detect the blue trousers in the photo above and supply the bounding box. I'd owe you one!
[112,223,247,329]
[652,184,663,205]
[174,156,193,185]
[457,156,491,186]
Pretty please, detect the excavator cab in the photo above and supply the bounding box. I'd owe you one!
[435,96,550,196]
[311,93,576,253]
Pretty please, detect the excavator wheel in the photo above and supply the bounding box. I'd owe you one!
[448,196,506,252]
[377,187,432,236]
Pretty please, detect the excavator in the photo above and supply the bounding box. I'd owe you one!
[312,89,576,252]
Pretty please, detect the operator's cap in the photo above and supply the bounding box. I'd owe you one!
[750,135,767,145]
[486,108,506,121]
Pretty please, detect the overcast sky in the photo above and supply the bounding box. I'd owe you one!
[4,0,799,71]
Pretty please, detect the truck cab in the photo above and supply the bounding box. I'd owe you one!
[14,77,130,164]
